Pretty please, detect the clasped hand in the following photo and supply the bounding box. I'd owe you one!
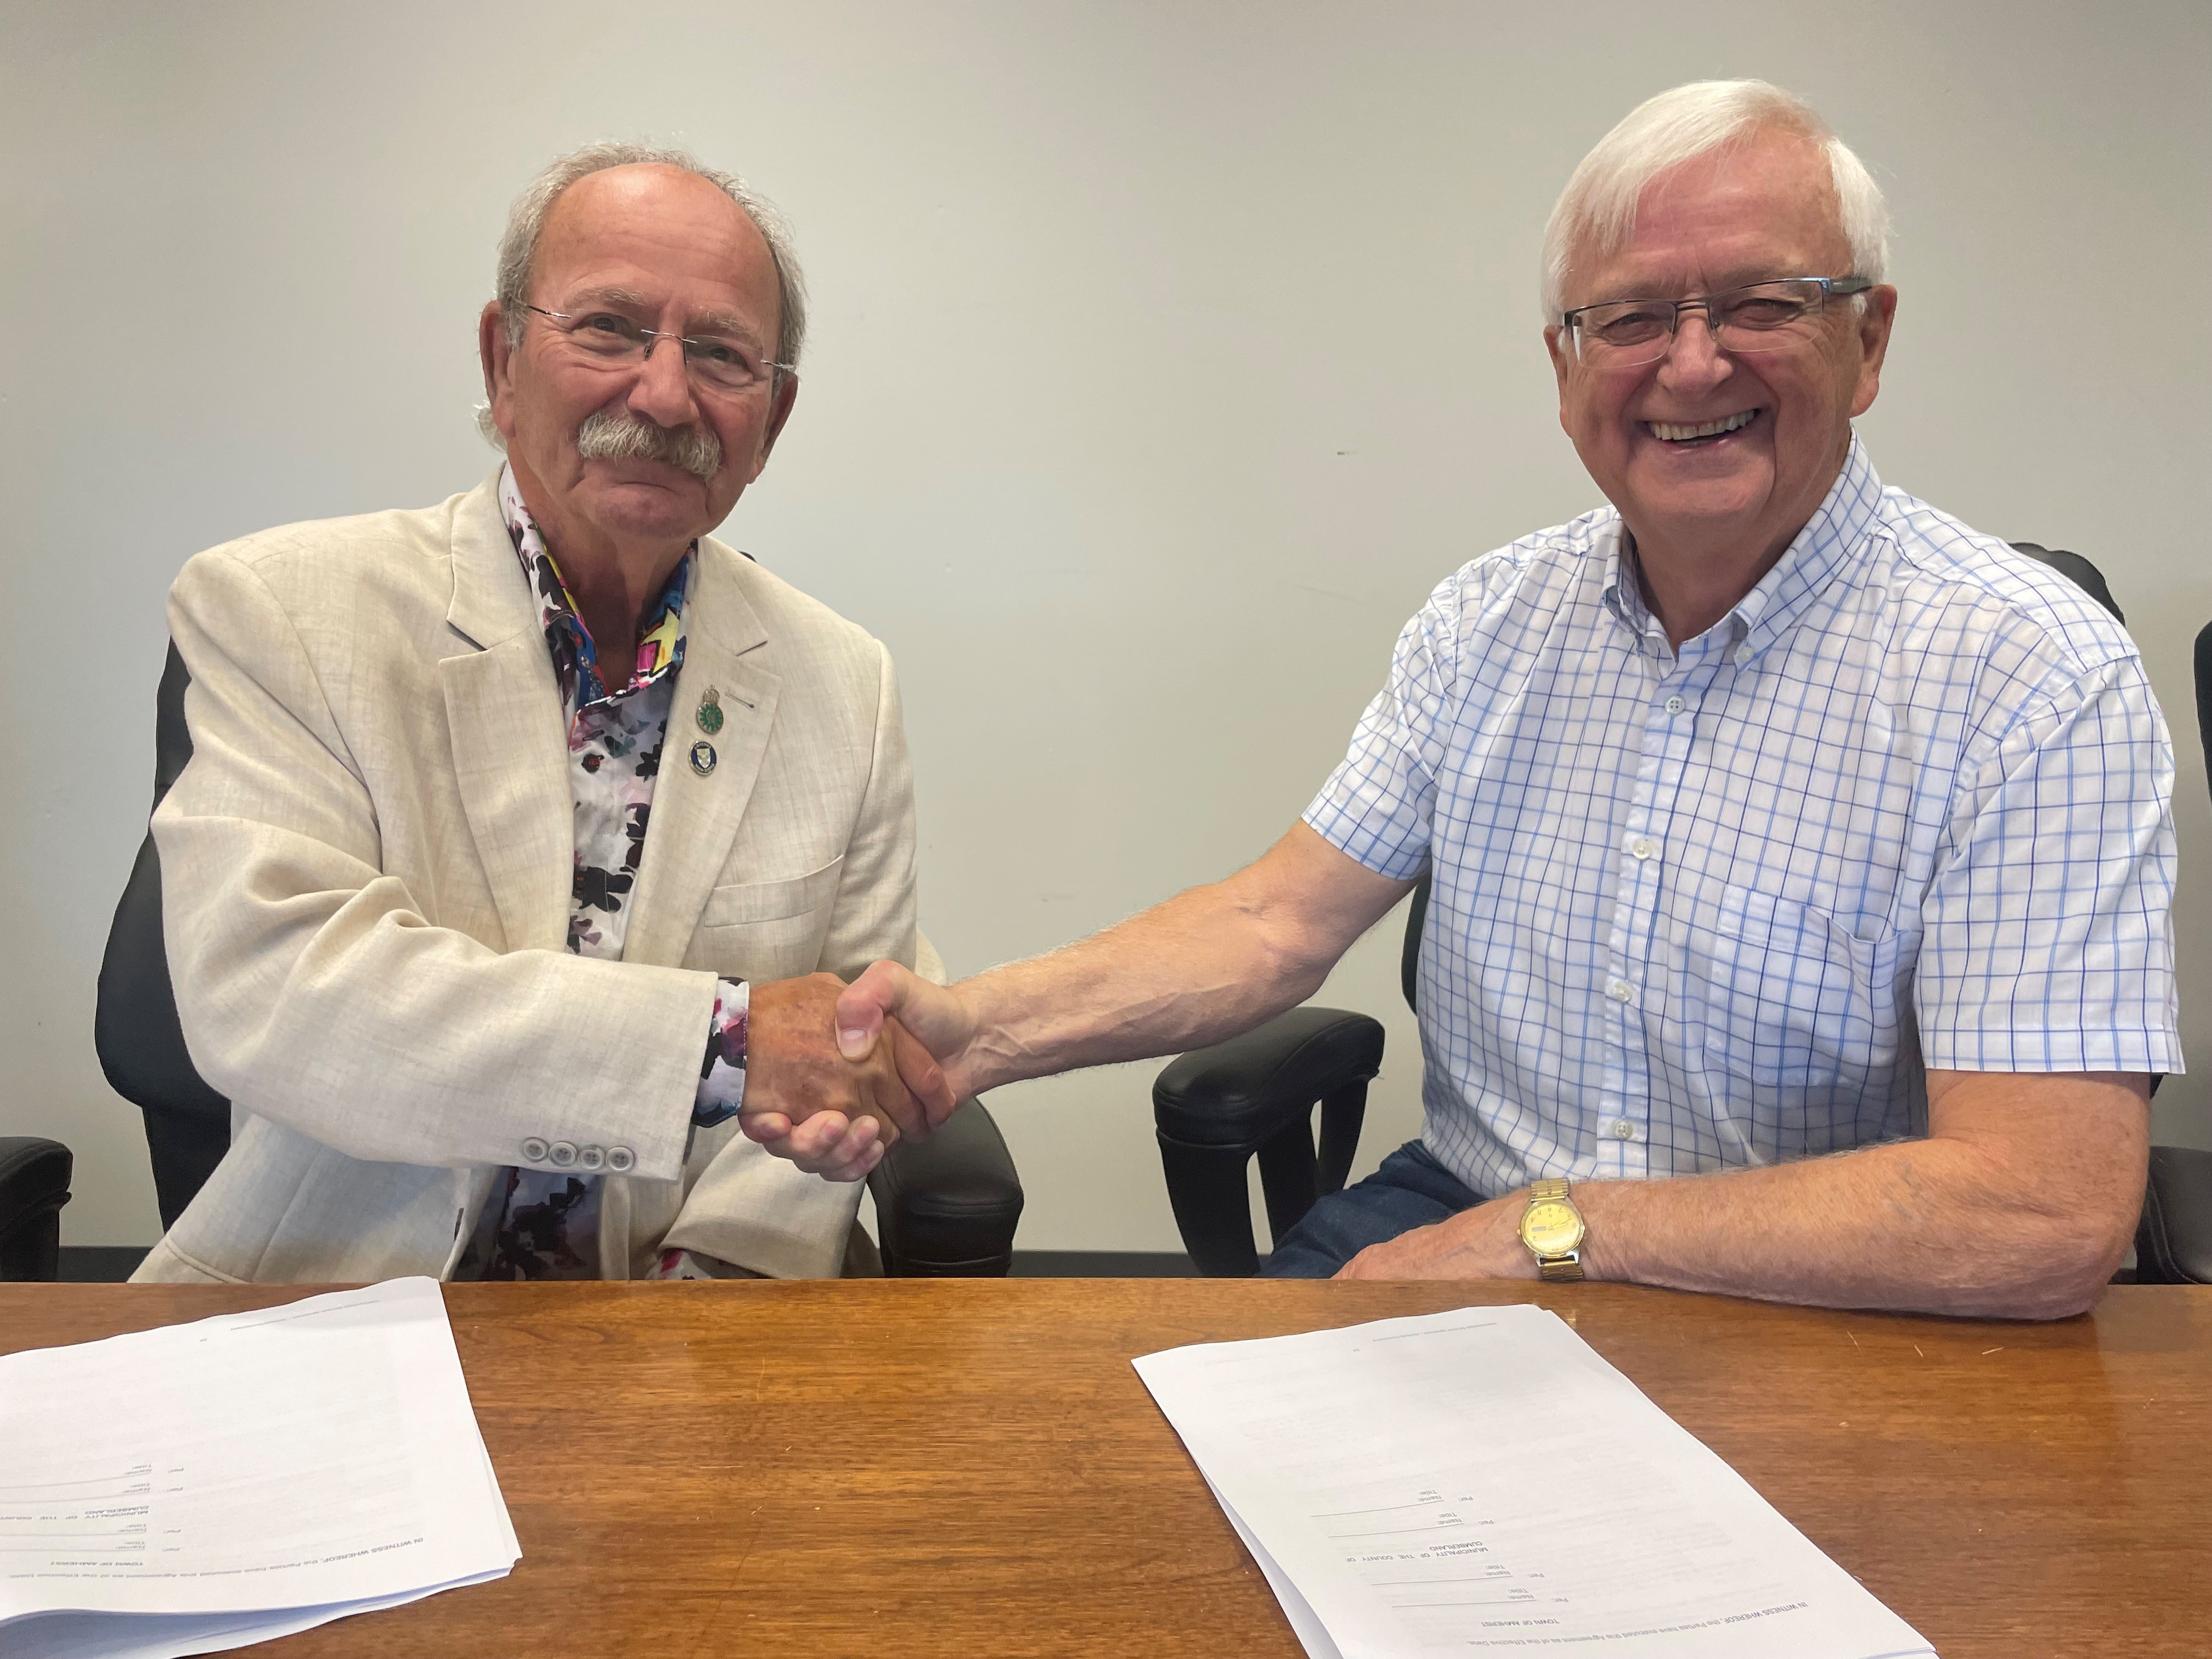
[736,973,958,1181]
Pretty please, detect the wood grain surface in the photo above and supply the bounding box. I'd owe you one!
[2,1280,2205,1657]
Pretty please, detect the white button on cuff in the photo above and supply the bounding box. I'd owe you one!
[521,1137,549,1162]
[1629,837,1656,860]
[578,1145,606,1172]
[606,1147,636,1173]
[1606,979,1634,1002]
[549,1141,578,1168]
[1664,695,1687,714]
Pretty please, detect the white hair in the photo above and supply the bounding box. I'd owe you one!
[1539,80,1889,321]
[477,140,806,445]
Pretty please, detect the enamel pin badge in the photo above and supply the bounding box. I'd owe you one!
[689,741,717,776]
[696,687,724,735]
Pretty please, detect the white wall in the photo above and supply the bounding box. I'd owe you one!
[3,0,2207,1251]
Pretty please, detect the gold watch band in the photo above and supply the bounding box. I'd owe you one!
[1529,1178,1572,1202]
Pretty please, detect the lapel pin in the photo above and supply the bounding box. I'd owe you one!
[696,687,724,735]
[689,740,718,777]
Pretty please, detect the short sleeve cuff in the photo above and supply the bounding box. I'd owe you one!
[1917,1025,2185,1076]
[1302,785,1431,882]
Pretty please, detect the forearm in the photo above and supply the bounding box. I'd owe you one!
[832,825,1414,1108]
[1575,1134,2137,1319]
[955,874,1336,1094]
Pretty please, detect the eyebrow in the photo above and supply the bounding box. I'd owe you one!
[563,285,768,347]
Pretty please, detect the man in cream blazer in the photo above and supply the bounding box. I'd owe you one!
[133,143,947,1283]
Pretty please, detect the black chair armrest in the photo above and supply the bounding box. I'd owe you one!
[1154,1007,1387,1153]
[1153,1007,1386,1276]
[2136,1144,2212,1285]
[0,1137,73,1282]
[867,1097,1024,1276]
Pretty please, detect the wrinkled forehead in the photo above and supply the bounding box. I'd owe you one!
[534,164,780,325]
[1566,137,1850,306]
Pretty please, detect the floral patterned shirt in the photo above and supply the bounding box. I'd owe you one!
[459,467,750,1280]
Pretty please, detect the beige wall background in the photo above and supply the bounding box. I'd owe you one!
[3,0,2207,1252]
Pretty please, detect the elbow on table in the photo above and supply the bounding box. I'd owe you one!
[1981,1213,2137,1322]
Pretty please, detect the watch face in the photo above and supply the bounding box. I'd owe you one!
[1522,1199,1584,1255]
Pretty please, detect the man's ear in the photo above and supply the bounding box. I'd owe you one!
[1847,285,1898,419]
[757,372,800,467]
[478,302,516,442]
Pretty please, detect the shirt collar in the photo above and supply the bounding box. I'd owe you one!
[498,463,692,708]
[1601,435,1884,665]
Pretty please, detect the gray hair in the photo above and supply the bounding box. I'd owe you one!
[477,140,807,445]
[1539,80,1889,321]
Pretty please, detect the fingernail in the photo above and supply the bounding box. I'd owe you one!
[837,1028,868,1058]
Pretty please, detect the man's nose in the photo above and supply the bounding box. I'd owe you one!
[629,333,702,426]
[1655,309,1733,393]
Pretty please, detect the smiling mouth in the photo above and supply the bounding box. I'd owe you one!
[1645,408,1762,444]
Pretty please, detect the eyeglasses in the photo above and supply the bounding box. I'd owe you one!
[1560,276,1871,367]
[523,304,795,394]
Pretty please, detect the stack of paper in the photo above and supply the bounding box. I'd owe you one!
[0,1278,520,1659]
[1135,1304,1935,1659]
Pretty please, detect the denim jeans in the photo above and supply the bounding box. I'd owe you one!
[1260,1139,1487,1279]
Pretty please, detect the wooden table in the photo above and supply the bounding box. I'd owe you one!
[2,1280,2205,1657]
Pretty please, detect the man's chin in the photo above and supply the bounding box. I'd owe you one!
[1621,453,1771,529]
[580,478,720,545]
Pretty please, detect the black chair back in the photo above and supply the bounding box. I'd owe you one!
[2193,623,2212,793]
[2009,541,2124,625]
[95,645,230,1230]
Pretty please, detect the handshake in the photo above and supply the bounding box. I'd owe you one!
[736,963,977,1182]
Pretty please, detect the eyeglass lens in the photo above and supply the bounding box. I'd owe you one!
[1572,280,1835,366]
[550,311,775,392]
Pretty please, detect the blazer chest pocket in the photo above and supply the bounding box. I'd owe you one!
[701,856,846,927]
[692,857,845,980]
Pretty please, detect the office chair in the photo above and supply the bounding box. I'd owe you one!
[0,1138,71,1281]
[1156,544,2212,1283]
[93,643,1025,1278]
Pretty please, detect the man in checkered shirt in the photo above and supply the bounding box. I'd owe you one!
[772,80,2181,1317]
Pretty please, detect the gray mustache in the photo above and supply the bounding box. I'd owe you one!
[574,409,722,481]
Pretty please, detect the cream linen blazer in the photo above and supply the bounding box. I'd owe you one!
[132,472,919,1284]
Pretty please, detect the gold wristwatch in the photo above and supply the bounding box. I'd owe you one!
[1520,1178,1586,1282]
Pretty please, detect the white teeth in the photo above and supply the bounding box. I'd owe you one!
[1649,409,1758,442]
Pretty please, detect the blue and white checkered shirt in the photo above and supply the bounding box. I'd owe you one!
[1305,438,2182,1198]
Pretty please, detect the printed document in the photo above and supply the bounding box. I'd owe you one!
[0,1278,520,1659]
[1135,1303,1935,1659]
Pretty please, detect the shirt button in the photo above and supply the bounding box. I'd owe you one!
[1606,978,1634,1003]
[548,1141,579,1168]
[1664,695,1687,715]
[1609,1120,1636,1141]
[1629,837,1656,860]
[577,1145,606,1172]
[521,1137,549,1163]
[606,1146,636,1173]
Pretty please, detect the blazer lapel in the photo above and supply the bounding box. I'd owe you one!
[621,540,780,968]
[440,475,572,954]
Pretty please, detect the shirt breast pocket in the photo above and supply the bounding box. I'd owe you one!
[688,856,845,980]
[1693,884,1905,1092]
